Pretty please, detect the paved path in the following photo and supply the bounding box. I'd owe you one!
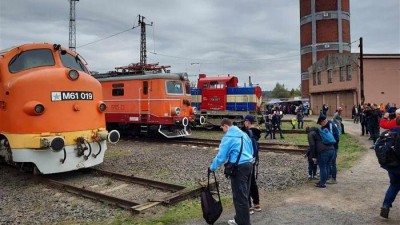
[186,117,400,225]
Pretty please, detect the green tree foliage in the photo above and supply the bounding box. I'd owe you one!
[270,83,301,98]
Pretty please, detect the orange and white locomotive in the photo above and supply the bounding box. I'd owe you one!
[93,64,205,138]
[0,43,119,174]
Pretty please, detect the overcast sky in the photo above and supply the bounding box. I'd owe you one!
[0,0,399,91]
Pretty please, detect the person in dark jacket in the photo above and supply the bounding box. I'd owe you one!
[360,104,368,136]
[271,111,284,139]
[379,109,400,219]
[263,114,272,139]
[306,122,336,188]
[366,103,382,148]
[318,115,340,184]
[242,115,262,215]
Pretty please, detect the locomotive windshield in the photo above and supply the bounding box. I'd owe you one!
[9,49,55,73]
[166,81,184,95]
[60,52,89,73]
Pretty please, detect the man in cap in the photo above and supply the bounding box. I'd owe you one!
[317,115,340,184]
[242,115,262,214]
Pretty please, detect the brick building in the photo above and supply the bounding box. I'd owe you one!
[308,53,400,117]
[300,0,351,98]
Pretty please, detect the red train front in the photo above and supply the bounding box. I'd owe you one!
[191,74,262,127]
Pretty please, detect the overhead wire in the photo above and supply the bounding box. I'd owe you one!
[77,27,135,48]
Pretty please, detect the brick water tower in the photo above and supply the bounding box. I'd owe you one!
[300,0,351,98]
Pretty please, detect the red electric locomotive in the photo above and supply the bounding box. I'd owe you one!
[93,64,204,138]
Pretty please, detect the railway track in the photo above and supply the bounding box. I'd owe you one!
[164,138,309,154]
[2,165,212,214]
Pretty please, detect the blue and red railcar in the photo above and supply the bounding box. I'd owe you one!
[191,74,262,127]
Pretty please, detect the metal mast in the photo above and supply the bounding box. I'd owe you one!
[138,15,152,66]
[69,0,79,51]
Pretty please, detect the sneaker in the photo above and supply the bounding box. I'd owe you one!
[315,183,326,188]
[380,207,389,219]
[326,179,337,184]
[254,204,262,212]
[249,208,255,215]
[228,219,238,225]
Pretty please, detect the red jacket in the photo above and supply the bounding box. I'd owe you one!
[380,118,400,129]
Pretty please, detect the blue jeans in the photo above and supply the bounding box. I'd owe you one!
[328,149,338,179]
[382,166,400,208]
[231,162,252,225]
[317,149,335,185]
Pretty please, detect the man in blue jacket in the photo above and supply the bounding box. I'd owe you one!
[209,118,254,225]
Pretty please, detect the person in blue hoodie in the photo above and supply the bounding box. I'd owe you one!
[209,118,254,225]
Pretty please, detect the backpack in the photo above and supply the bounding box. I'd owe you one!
[330,120,341,136]
[374,129,400,168]
[318,128,337,145]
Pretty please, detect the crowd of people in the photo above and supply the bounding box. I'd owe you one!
[207,101,399,224]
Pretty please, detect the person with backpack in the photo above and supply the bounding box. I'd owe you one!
[317,115,340,184]
[209,118,254,225]
[306,124,336,188]
[377,108,400,219]
[242,115,262,215]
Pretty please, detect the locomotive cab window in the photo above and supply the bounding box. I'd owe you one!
[143,81,148,95]
[112,83,124,96]
[210,81,224,89]
[166,81,183,95]
[60,52,89,73]
[9,49,55,73]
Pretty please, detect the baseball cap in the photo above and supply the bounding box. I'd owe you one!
[317,115,327,124]
[244,115,255,123]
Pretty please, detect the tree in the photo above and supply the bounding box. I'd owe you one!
[270,83,301,98]
[270,83,290,98]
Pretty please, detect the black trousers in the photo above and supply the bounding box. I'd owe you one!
[231,162,252,225]
[248,164,260,206]
[272,125,283,138]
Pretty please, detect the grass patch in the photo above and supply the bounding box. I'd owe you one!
[99,196,233,225]
[336,133,366,170]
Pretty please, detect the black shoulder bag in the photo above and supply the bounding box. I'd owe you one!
[223,137,243,178]
[200,170,223,224]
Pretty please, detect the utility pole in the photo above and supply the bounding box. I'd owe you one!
[69,0,79,51]
[138,15,152,66]
[359,37,364,105]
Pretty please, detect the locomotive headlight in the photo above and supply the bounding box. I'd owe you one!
[98,102,107,112]
[192,107,198,115]
[67,69,79,80]
[172,107,181,116]
[24,101,45,116]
